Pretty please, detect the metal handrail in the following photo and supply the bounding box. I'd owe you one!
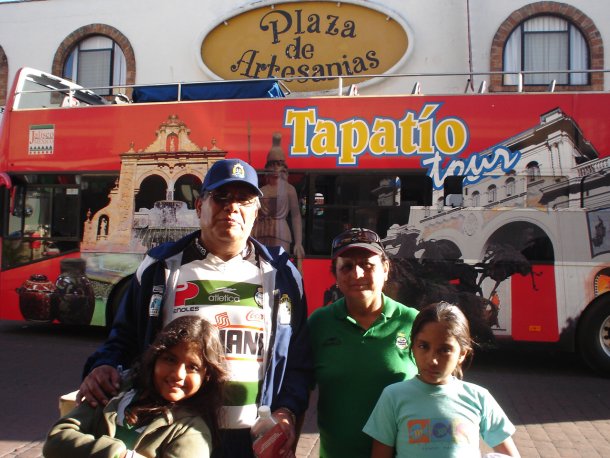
[14,68,610,103]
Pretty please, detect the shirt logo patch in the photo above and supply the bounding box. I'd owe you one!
[322,336,342,346]
[278,294,292,325]
[395,331,408,350]
[408,419,430,443]
[431,419,452,441]
[255,287,264,308]
[149,294,162,317]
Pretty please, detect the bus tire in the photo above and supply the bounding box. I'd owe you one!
[105,277,131,328]
[577,299,610,375]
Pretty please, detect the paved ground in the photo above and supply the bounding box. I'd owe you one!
[300,343,610,457]
[1,320,609,457]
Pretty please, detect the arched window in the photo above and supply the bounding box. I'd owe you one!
[505,177,516,197]
[63,35,126,95]
[471,191,480,207]
[504,16,588,86]
[526,162,541,182]
[487,185,497,203]
[436,196,444,212]
[490,3,603,92]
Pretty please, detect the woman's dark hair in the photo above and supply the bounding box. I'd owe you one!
[410,301,474,379]
[127,316,228,447]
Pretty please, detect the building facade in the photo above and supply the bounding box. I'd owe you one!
[0,0,608,105]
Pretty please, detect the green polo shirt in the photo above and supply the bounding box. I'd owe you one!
[308,294,418,458]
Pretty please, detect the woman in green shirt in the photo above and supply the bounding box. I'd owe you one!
[308,228,419,458]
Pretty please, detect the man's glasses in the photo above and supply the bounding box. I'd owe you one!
[205,190,258,207]
[331,228,384,253]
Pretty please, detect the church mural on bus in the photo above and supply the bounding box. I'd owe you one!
[80,114,225,255]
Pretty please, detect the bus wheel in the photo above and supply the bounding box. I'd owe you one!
[105,278,131,328]
[578,300,610,375]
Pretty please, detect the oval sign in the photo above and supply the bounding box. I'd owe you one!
[199,1,410,92]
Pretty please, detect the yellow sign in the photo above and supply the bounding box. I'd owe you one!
[200,1,410,92]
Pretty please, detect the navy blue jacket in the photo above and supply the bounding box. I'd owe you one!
[83,231,312,416]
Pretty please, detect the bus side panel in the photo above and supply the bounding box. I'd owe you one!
[302,258,334,315]
[511,264,558,342]
[0,254,79,320]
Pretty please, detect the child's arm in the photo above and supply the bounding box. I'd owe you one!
[492,437,521,457]
[370,439,395,458]
[43,403,127,458]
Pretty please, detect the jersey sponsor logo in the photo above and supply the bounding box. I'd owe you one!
[219,328,264,360]
[174,280,260,307]
[173,305,200,313]
[208,287,241,303]
[246,310,264,322]
[175,282,200,307]
[215,312,231,328]
[214,311,264,360]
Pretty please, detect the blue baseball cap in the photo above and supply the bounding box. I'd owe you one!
[200,159,263,196]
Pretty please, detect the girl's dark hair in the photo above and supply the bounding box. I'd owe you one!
[127,316,228,447]
[410,301,474,379]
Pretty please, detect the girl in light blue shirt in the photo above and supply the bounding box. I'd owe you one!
[364,302,520,458]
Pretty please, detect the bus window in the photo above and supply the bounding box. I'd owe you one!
[52,187,80,238]
[2,182,80,269]
[307,173,432,255]
[444,176,463,207]
[374,177,402,206]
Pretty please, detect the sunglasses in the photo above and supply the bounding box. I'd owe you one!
[331,228,384,254]
[205,190,258,207]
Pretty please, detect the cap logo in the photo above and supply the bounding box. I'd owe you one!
[232,163,246,179]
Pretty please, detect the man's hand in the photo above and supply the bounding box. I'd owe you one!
[273,408,297,458]
[76,365,120,407]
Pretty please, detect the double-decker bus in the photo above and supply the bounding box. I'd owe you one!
[1,67,610,374]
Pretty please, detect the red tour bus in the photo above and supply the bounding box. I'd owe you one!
[1,67,610,374]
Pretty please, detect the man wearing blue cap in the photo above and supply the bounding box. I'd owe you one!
[78,159,311,458]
